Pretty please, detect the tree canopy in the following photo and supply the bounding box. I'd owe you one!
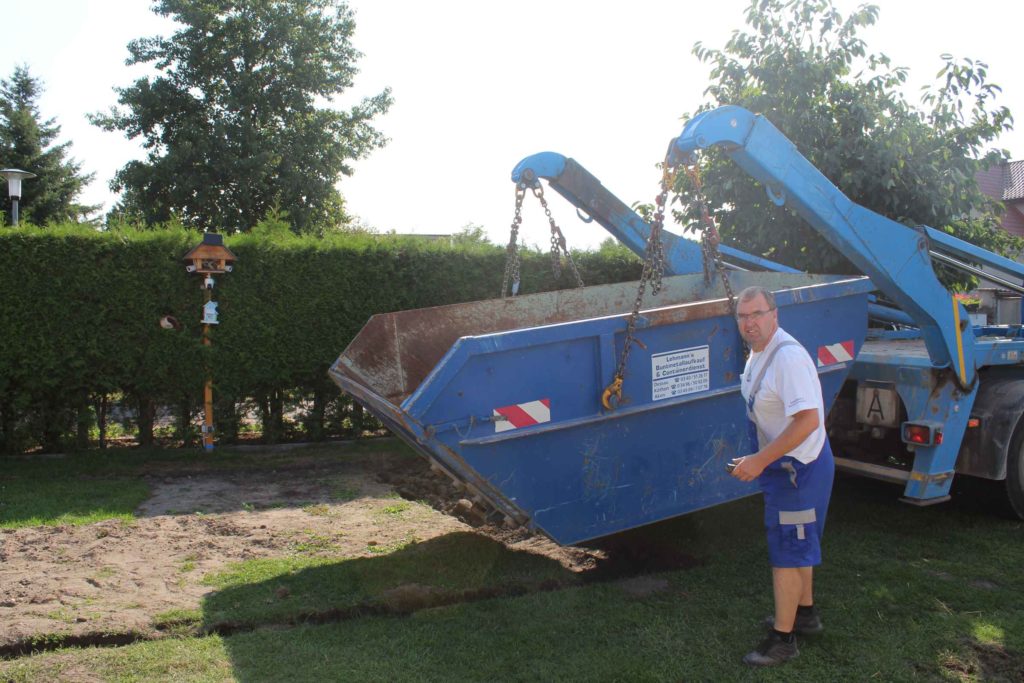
[91,0,392,235]
[675,0,1019,274]
[0,65,97,226]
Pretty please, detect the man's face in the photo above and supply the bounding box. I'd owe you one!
[736,293,778,352]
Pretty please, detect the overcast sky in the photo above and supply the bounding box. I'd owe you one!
[3,0,1024,249]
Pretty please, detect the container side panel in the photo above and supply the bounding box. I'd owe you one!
[416,288,869,544]
[330,273,872,545]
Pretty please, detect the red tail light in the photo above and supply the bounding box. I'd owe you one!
[902,422,942,446]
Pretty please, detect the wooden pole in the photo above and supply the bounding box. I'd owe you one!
[202,286,215,451]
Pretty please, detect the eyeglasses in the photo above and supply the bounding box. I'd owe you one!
[736,308,775,322]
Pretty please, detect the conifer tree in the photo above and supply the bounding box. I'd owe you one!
[0,65,98,226]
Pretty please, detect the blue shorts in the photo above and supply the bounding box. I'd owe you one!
[758,439,835,568]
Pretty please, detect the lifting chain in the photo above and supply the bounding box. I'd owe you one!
[601,163,674,411]
[501,185,525,298]
[685,165,737,317]
[502,180,584,298]
[535,183,585,288]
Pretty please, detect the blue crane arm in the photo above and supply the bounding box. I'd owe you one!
[510,152,799,276]
[667,105,976,388]
[511,151,915,326]
[924,226,1024,294]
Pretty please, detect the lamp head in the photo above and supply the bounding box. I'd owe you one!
[0,169,37,200]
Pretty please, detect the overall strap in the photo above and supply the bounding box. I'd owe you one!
[746,340,801,415]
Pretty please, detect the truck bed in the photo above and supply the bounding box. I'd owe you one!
[860,333,1024,369]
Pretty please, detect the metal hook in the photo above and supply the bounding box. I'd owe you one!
[765,184,786,206]
[576,208,594,223]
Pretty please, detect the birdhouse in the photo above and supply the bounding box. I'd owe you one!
[183,232,237,275]
[202,300,219,325]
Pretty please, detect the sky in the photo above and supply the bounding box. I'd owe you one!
[3,0,1024,250]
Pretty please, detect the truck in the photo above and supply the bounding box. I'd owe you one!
[329,105,1024,546]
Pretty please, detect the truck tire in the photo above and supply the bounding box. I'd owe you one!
[1004,423,1024,520]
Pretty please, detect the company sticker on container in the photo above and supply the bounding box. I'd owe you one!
[493,398,551,433]
[817,340,855,367]
[651,345,710,401]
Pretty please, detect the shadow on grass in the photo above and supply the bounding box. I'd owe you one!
[199,531,580,634]
[201,479,1024,682]
[207,475,1024,682]
[204,507,766,682]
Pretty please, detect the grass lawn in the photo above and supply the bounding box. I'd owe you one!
[1,441,1022,681]
[0,453,151,527]
[0,440,394,528]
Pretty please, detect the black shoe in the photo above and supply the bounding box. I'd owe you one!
[763,607,824,635]
[742,631,799,667]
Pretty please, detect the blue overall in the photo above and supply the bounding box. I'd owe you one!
[745,341,835,568]
[758,441,834,568]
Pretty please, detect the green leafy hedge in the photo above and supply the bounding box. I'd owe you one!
[0,224,640,453]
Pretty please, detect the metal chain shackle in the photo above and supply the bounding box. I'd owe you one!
[601,163,676,411]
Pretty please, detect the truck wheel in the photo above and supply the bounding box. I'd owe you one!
[1005,425,1024,520]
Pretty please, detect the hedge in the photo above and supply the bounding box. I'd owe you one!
[0,223,641,453]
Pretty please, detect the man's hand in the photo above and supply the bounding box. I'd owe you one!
[730,455,766,482]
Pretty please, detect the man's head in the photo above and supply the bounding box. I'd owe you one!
[736,286,778,352]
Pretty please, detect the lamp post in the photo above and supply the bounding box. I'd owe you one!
[183,233,237,451]
[0,168,36,226]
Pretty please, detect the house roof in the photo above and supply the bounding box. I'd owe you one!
[1004,160,1024,201]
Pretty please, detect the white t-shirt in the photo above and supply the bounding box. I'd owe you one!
[740,328,825,464]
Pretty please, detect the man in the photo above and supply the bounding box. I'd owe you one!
[730,286,835,667]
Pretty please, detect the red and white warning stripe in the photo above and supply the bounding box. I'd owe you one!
[817,340,855,367]
[493,399,551,433]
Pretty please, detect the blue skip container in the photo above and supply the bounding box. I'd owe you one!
[329,272,872,545]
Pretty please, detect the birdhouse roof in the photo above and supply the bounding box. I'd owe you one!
[182,233,237,262]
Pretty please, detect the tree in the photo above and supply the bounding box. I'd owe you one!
[676,0,1019,274]
[91,0,392,235]
[450,224,493,246]
[0,65,98,226]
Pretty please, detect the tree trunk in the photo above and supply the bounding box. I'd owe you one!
[41,401,64,454]
[269,389,284,443]
[309,388,326,441]
[75,399,91,451]
[214,393,239,445]
[136,395,155,448]
[93,394,109,450]
[258,393,270,442]
[177,396,194,447]
[350,401,364,439]
[258,391,285,444]
[0,399,16,454]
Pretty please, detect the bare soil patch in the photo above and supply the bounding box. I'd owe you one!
[0,444,595,650]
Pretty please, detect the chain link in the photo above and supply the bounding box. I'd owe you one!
[601,159,741,410]
[501,185,526,298]
[533,184,585,288]
[686,165,737,317]
[502,180,585,297]
[601,163,675,410]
